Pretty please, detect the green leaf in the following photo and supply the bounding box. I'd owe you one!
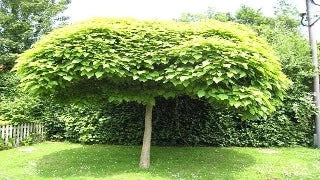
[167,74,175,79]
[197,89,206,98]
[217,94,228,100]
[182,81,190,87]
[180,76,189,82]
[234,102,241,108]
[179,51,187,56]
[227,72,233,78]
[249,108,256,115]
[239,94,248,99]
[86,71,95,78]
[155,76,164,81]
[202,60,210,66]
[103,63,110,68]
[83,52,90,57]
[63,76,73,81]
[95,72,104,78]
[207,79,213,85]
[133,75,139,80]
[242,63,248,69]
[193,54,202,60]
[71,59,81,64]
[213,77,224,83]
[239,71,246,78]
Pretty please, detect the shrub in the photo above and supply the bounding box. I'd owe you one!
[0,71,45,125]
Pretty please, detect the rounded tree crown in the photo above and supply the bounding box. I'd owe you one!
[15,18,290,119]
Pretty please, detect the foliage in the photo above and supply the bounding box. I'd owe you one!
[273,0,300,29]
[0,71,44,124]
[177,7,234,23]
[21,132,45,146]
[0,0,70,70]
[0,138,5,150]
[15,18,290,119]
[0,0,71,125]
[43,102,144,144]
[0,71,18,100]
[0,96,44,124]
[256,27,313,90]
[235,4,316,138]
[235,1,312,88]
[175,3,316,141]
[0,137,15,150]
[177,7,216,22]
[0,120,10,126]
[0,134,44,151]
[43,96,314,147]
[235,6,274,26]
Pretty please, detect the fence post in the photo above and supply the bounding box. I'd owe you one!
[0,125,4,140]
[16,124,20,146]
[5,125,9,145]
[9,125,13,139]
[12,125,16,147]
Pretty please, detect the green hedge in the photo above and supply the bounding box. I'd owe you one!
[44,93,314,147]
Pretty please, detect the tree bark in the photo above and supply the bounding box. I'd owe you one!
[139,104,153,169]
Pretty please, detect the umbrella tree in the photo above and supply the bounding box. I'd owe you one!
[15,18,290,168]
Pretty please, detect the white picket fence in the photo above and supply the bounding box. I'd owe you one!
[0,123,45,147]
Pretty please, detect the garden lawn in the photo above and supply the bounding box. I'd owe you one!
[0,142,320,180]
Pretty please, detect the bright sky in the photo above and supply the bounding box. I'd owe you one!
[65,0,306,21]
[65,0,319,39]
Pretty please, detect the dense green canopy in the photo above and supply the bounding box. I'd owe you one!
[15,18,290,119]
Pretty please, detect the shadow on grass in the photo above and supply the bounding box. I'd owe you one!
[37,145,255,179]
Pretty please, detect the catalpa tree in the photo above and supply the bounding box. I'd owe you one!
[15,18,290,168]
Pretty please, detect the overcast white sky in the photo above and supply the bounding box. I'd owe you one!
[65,0,307,21]
[65,0,319,39]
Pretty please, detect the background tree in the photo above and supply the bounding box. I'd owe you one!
[0,0,71,126]
[177,7,215,22]
[0,0,71,70]
[15,18,289,168]
[235,5,273,26]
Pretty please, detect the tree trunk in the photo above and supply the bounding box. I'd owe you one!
[139,104,153,169]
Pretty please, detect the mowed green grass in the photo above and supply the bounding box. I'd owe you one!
[0,142,320,180]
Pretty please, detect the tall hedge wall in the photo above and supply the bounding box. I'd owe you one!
[44,95,314,147]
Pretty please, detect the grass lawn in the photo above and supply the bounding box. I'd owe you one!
[0,142,320,179]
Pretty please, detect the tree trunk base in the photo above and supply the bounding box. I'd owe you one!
[139,104,153,169]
